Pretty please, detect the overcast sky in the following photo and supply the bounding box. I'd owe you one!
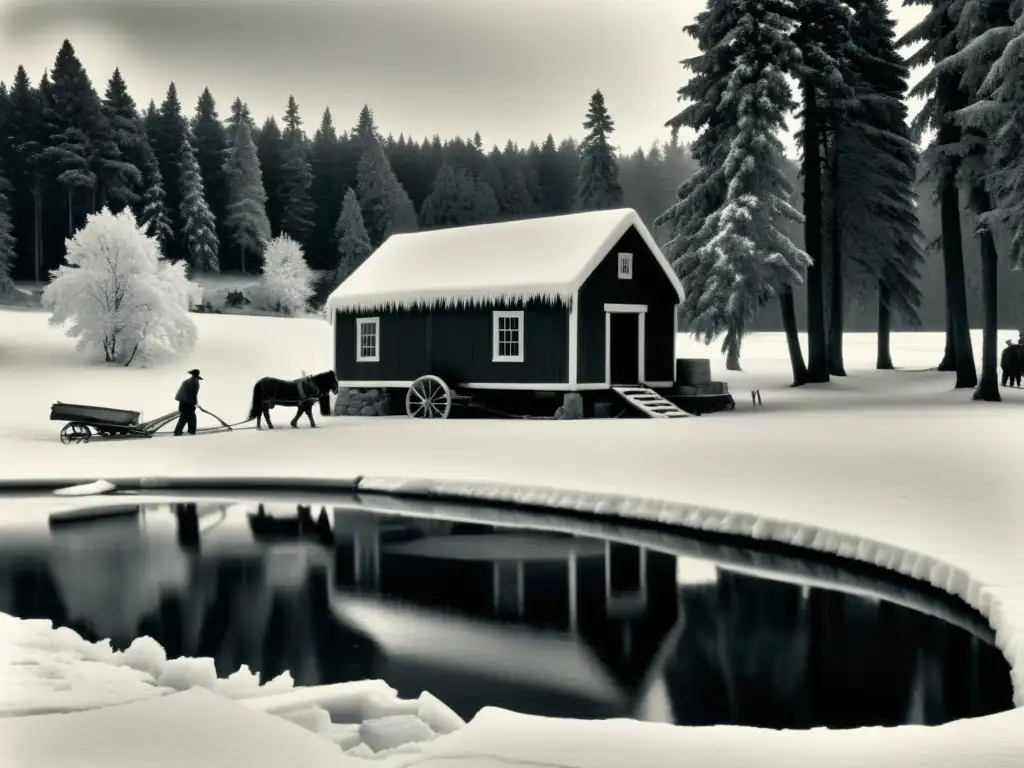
[0,0,928,157]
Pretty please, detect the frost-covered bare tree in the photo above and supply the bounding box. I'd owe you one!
[41,207,200,366]
[258,234,314,316]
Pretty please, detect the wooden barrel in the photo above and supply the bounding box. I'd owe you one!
[675,358,711,386]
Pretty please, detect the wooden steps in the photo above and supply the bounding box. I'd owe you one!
[611,386,689,418]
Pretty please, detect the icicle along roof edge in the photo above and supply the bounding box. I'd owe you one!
[328,288,575,319]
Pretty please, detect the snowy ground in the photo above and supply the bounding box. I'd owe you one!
[1,308,1023,766]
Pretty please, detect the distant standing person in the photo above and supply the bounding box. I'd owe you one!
[174,369,203,436]
[1002,340,1017,387]
[1017,335,1024,387]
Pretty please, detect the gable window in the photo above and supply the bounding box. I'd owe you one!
[356,317,380,362]
[492,310,524,362]
[617,252,633,279]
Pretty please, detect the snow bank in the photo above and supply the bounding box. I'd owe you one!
[3,307,1024,763]
[397,705,1024,768]
[0,612,464,761]
[0,687,357,768]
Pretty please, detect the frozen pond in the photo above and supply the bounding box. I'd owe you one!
[0,497,1011,728]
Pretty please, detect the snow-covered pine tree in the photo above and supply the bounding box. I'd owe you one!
[190,88,229,263]
[143,99,159,142]
[789,0,857,384]
[256,117,285,236]
[534,134,562,213]
[822,0,924,374]
[99,67,146,212]
[473,176,501,222]
[311,107,342,265]
[151,82,188,259]
[41,40,99,237]
[7,66,46,282]
[137,139,174,252]
[279,96,315,246]
[354,104,378,145]
[179,133,219,274]
[658,2,753,372]
[427,161,497,226]
[0,178,16,293]
[489,145,537,219]
[933,0,1015,400]
[0,83,9,174]
[41,207,200,366]
[224,97,257,146]
[685,0,811,369]
[573,90,623,211]
[483,148,508,214]
[259,234,314,316]
[969,0,1024,268]
[333,187,372,285]
[657,0,810,379]
[900,0,978,386]
[223,119,271,274]
[356,134,417,247]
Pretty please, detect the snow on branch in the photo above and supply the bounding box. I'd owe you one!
[256,234,315,316]
[41,207,201,366]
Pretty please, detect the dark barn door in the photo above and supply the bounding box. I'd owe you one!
[608,312,639,384]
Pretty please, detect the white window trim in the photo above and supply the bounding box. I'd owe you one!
[355,317,380,362]
[492,310,525,363]
[617,252,634,280]
[604,305,647,386]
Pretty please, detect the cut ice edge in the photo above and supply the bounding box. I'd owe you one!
[354,474,1024,712]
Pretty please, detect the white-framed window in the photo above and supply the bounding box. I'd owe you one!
[617,252,633,279]
[492,310,524,362]
[356,317,380,362]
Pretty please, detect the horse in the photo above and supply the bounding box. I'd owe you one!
[247,370,339,429]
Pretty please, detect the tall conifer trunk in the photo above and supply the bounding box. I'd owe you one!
[801,84,829,383]
[877,280,894,370]
[827,145,845,376]
[780,286,809,386]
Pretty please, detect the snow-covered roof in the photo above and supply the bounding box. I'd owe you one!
[325,208,685,316]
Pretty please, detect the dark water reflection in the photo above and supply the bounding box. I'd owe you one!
[0,501,1012,728]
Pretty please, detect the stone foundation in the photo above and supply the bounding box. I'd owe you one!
[333,387,392,417]
[553,392,584,420]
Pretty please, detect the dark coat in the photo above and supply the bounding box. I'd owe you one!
[175,376,200,406]
[1001,346,1015,370]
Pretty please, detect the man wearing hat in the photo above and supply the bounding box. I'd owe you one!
[173,369,203,436]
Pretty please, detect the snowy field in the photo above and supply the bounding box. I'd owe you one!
[1,307,1023,766]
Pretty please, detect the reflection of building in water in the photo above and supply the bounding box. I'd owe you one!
[1,502,1013,728]
[328,509,679,720]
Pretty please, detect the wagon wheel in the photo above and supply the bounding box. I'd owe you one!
[406,375,453,419]
[60,422,92,445]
